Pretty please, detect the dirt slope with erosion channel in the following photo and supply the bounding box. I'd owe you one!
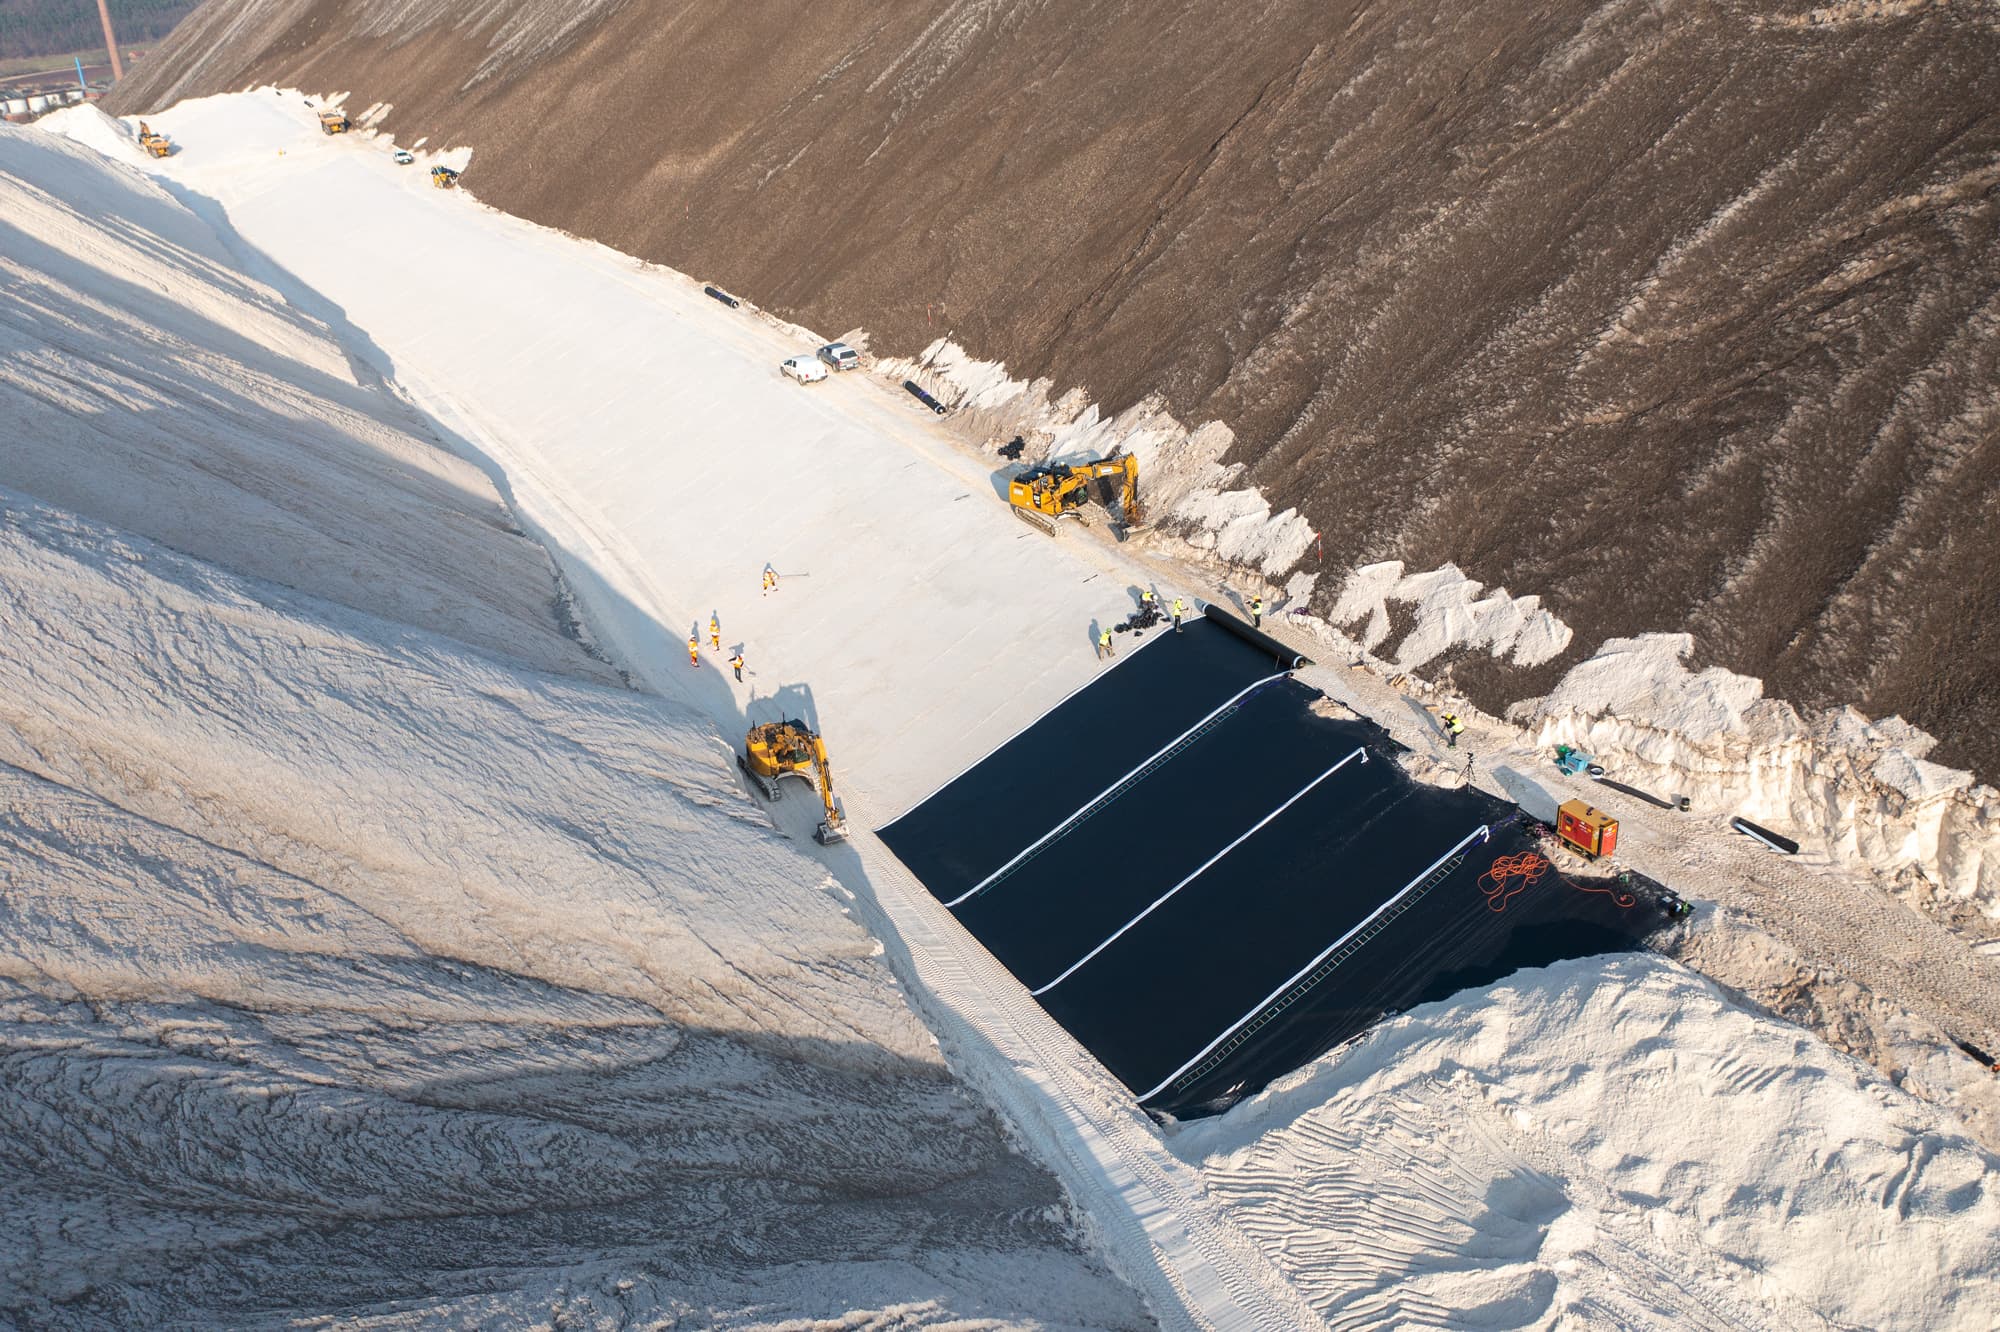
[112,0,2000,779]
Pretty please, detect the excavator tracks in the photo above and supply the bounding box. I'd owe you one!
[1011,504,1059,537]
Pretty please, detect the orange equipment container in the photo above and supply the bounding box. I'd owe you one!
[1556,799,1619,859]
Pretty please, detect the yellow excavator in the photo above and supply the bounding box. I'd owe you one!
[1007,453,1143,539]
[740,720,847,845]
[318,110,350,135]
[136,121,172,158]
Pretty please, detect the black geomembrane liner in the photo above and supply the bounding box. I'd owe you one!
[879,617,1276,901]
[878,617,1665,1116]
[952,681,1346,982]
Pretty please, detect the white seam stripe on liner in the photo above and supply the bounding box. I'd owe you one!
[878,612,1199,829]
[1137,822,1493,1102]
[943,668,1289,908]
[1032,747,1369,996]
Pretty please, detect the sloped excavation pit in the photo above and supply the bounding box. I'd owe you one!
[880,615,1679,1117]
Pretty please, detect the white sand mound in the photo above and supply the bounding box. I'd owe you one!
[33,103,152,168]
[1177,955,2000,1331]
[1329,559,1574,668]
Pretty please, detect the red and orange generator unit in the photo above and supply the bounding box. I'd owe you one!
[1556,799,1619,860]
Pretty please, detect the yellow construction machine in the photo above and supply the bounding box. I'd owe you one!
[430,165,460,190]
[318,109,350,135]
[740,720,847,845]
[1007,453,1143,539]
[136,122,172,158]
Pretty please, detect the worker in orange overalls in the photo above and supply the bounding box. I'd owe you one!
[687,632,699,668]
[709,614,721,651]
[762,568,778,597]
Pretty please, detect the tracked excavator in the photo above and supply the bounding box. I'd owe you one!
[740,720,847,845]
[1007,453,1143,539]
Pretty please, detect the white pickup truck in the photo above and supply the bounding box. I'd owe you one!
[781,355,828,384]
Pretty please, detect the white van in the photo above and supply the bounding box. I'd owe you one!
[781,354,829,384]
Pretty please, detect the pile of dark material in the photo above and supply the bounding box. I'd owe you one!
[1113,602,1164,634]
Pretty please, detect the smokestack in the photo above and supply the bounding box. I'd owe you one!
[96,0,125,82]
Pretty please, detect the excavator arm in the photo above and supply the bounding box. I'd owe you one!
[1074,456,1141,527]
[807,733,846,844]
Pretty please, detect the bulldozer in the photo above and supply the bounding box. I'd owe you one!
[317,109,350,135]
[430,165,460,190]
[136,122,172,158]
[740,720,847,845]
[1007,453,1143,539]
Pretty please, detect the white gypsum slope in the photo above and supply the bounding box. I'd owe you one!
[0,124,1150,1329]
[0,126,608,684]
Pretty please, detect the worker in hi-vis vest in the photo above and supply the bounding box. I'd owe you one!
[1172,598,1188,633]
[1097,627,1115,660]
[1440,712,1466,748]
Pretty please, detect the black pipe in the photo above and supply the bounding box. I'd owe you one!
[703,285,740,308]
[1729,816,1799,855]
[1200,604,1311,671]
[1953,1036,1997,1070]
[1597,778,1675,810]
[903,381,948,414]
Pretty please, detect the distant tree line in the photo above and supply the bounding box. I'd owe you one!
[0,0,196,63]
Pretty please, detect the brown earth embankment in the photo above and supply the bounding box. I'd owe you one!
[110,0,2000,777]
